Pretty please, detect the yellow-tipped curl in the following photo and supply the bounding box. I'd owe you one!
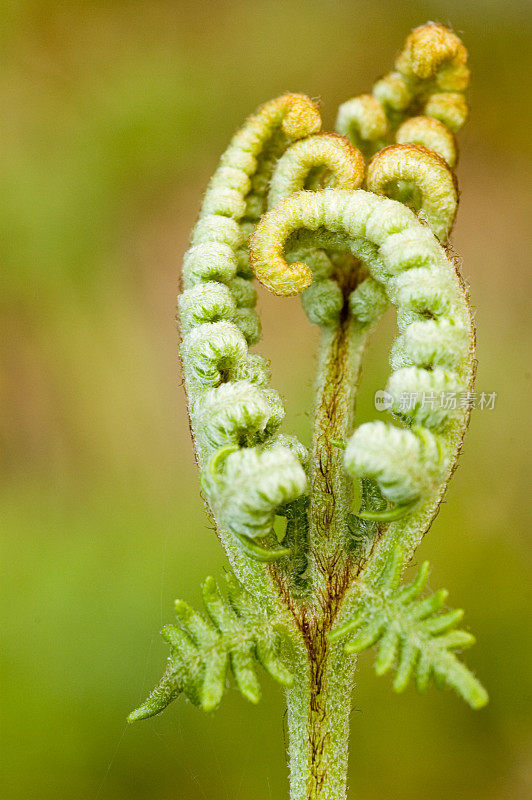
[395,23,469,90]
[249,199,314,296]
[366,143,457,241]
[231,93,321,154]
[396,116,457,167]
[268,133,365,209]
[338,23,469,165]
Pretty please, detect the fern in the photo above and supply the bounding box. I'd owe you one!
[131,23,488,799]
[129,573,292,720]
[330,547,488,709]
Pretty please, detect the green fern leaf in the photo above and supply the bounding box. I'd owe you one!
[330,547,488,709]
[129,573,293,721]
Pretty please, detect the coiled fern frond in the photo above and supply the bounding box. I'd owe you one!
[131,23,488,800]
[330,547,487,709]
[129,573,292,719]
[250,188,473,535]
[336,22,467,241]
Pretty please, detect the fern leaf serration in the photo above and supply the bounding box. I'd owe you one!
[129,574,292,720]
[330,547,488,709]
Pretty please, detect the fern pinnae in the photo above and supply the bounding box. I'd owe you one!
[129,573,293,721]
[330,547,487,709]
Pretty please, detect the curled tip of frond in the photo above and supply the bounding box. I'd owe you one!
[202,441,308,546]
[395,23,469,90]
[348,23,469,164]
[249,199,314,296]
[344,421,445,505]
[366,143,458,241]
[335,94,388,156]
[273,93,322,139]
[268,133,365,209]
[396,116,457,167]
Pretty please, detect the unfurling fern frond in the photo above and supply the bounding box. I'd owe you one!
[129,574,292,721]
[132,22,487,798]
[329,547,488,709]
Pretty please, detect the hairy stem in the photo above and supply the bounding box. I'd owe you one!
[286,639,355,800]
[308,295,368,599]
[286,267,371,799]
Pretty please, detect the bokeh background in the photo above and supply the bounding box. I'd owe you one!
[2,1,531,798]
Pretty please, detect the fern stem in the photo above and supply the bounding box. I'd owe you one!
[308,290,368,598]
[286,640,355,800]
[285,272,368,798]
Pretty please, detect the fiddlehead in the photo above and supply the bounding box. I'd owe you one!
[268,133,365,208]
[179,94,323,568]
[202,440,308,559]
[365,143,458,241]
[337,24,469,154]
[267,133,367,326]
[250,188,474,565]
[377,22,469,133]
[336,24,467,240]
[133,26,487,795]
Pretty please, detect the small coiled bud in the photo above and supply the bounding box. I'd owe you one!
[349,277,388,325]
[386,366,464,429]
[390,318,469,372]
[192,215,244,249]
[373,71,413,113]
[178,282,236,333]
[395,23,469,90]
[387,266,455,329]
[190,381,285,454]
[396,116,457,167]
[375,226,445,278]
[231,353,271,386]
[335,95,388,157]
[182,321,248,390]
[366,144,458,241]
[268,133,365,208]
[301,279,344,327]
[205,444,308,540]
[182,243,238,289]
[344,421,445,504]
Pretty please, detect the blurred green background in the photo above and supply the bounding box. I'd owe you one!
[1,1,531,798]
